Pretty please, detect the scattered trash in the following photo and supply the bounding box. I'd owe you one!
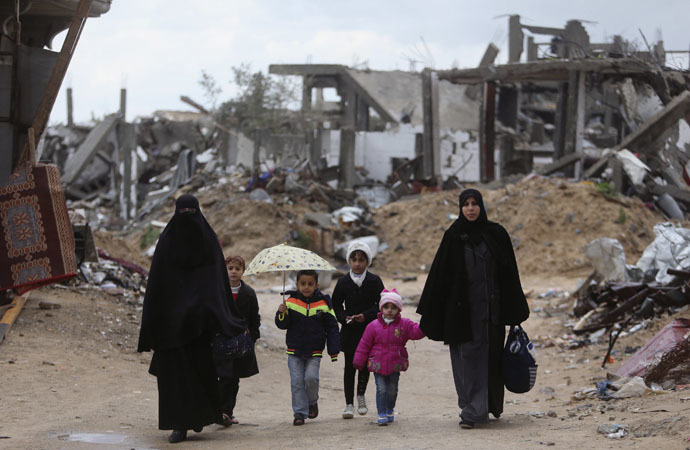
[597,423,627,439]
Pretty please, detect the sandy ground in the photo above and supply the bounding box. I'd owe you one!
[2,272,690,450]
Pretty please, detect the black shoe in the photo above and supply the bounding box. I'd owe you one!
[293,415,305,426]
[168,430,187,443]
[308,403,319,419]
[192,425,203,433]
[459,420,474,429]
[216,413,233,427]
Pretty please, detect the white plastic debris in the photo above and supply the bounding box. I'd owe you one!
[616,149,650,186]
[584,238,627,282]
[195,148,215,164]
[331,206,365,224]
[635,222,690,284]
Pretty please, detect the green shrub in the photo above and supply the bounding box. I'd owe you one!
[140,226,161,249]
[614,206,626,224]
[292,228,312,249]
[596,182,617,197]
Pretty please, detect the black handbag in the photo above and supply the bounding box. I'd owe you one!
[503,325,537,393]
[211,330,253,360]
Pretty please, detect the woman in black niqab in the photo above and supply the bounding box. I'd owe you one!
[138,194,247,443]
[416,188,529,428]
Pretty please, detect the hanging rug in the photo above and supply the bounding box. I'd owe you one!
[0,162,77,294]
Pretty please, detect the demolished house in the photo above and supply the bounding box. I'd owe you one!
[438,16,690,199]
[268,64,481,188]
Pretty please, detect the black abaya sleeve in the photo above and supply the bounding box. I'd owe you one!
[417,230,457,341]
[494,225,530,325]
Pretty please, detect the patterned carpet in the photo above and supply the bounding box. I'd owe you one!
[0,163,77,294]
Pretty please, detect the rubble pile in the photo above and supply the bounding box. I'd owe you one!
[566,223,690,348]
[373,175,668,276]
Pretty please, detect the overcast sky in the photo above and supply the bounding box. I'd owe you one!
[49,0,689,125]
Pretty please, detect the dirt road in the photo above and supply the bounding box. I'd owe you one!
[1,275,688,449]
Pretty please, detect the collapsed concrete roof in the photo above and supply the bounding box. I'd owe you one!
[437,58,662,84]
[269,64,479,131]
[345,68,479,131]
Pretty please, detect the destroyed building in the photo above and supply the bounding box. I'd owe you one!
[437,15,690,193]
[0,0,112,185]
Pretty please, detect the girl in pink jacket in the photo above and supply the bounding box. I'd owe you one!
[353,288,425,425]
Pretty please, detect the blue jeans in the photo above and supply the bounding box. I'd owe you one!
[374,372,400,416]
[287,355,321,417]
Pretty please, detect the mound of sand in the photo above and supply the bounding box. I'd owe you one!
[372,176,667,277]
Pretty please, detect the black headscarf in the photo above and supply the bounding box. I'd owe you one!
[416,188,529,343]
[455,188,508,260]
[137,195,247,352]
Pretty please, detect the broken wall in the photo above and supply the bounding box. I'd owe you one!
[321,124,483,183]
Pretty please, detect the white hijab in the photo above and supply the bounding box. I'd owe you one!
[347,241,373,287]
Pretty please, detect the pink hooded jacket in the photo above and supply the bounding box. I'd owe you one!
[353,312,425,375]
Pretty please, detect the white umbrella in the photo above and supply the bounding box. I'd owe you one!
[244,243,336,305]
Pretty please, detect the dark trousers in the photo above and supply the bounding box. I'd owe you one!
[343,350,370,404]
[218,376,240,417]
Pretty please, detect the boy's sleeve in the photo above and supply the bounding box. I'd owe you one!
[331,279,347,325]
[353,323,374,370]
[323,296,341,360]
[362,277,385,322]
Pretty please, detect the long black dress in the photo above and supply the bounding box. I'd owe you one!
[417,188,529,423]
[138,194,247,432]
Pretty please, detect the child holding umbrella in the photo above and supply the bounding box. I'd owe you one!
[275,270,341,425]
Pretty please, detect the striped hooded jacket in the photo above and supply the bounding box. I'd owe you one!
[275,289,341,360]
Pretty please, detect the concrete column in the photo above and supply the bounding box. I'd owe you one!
[422,69,440,181]
[339,128,355,189]
[508,15,524,63]
[574,71,586,179]
[302,79,312,112]
[355,95,369,131]
[497,86,518,175]
[311,127,324,162]
[314,88,324,111]
[479,81,496,182]
[342,88,357,128]
[117,122,135,220]
[553,82,568,160]
[66,87,74,127]
[527,36,537,61]
[563,71,579,161]
[119,88,126,121]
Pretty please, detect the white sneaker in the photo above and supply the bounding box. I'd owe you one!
[342,404,355,419]
[357,395,368,415]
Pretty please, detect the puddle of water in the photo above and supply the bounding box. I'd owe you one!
[59,433,127,444]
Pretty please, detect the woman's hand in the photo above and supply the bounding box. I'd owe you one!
[352,314,365,323]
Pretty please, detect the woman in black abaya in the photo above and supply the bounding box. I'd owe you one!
[416,189,529,429]
[138,194,247,443]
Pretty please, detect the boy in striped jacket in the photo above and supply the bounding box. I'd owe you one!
[276,270,340,425]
